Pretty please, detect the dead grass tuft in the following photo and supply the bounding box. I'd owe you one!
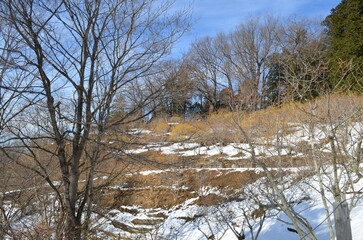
[150,118,170,134]
[169,123,200,141]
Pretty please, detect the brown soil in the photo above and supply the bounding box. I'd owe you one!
[99,169,265,209]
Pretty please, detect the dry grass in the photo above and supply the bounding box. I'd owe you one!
[149,118,170,134]
[306,93,363,123]
[150,94,363,144]
[99,169,265,209]
[112,94,362,147]
[204,111,243,143]
[237,93,363,139]
[239,103,306,139]
[168,123,200,141]
[169,115,184,123]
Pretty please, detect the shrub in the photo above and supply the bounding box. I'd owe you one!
[152,118,170,134]
[239,104,304,139]
[169,123,199,141]
[205,111,242,143]
[314,94,363,124]
[169,115,183,124]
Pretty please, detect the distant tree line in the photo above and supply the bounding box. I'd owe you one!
[130,0,362,119]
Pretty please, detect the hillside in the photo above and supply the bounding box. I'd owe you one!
[2,94,363,240]
[85,95,362,239]
[1,0,362,238]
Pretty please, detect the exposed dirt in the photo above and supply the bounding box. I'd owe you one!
[195,193,226,206]
[99,169,265,209]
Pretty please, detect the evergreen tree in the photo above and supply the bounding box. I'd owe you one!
[323,0,363,91]
[264,63,286,106]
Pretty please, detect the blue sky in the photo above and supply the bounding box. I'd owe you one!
[172,0,341,55]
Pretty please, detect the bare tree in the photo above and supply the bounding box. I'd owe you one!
[276,17,328,101]
[0,0,190,239]
[0,13,42,240]
[152,59,195,118]
[187,37,224,114]
[228,16,281,111]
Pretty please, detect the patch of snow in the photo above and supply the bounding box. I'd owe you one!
[127,128,152,135]
[124,148,148,154]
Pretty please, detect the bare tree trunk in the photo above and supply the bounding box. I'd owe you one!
[355,139,362,178]
[334,201,352,240]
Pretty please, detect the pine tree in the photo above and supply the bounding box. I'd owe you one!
[323,0,363,91]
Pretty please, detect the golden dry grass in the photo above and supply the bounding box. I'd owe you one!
[237,93,363,139]
[149,118,170,134]
[168,123,200,141]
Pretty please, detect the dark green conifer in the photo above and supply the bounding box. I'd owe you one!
[323,0,363,91]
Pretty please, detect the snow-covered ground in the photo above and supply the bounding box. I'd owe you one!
[2,121,362,239]
[94,122,363,239]
[125,122,362,160]
[95,167,363,239]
